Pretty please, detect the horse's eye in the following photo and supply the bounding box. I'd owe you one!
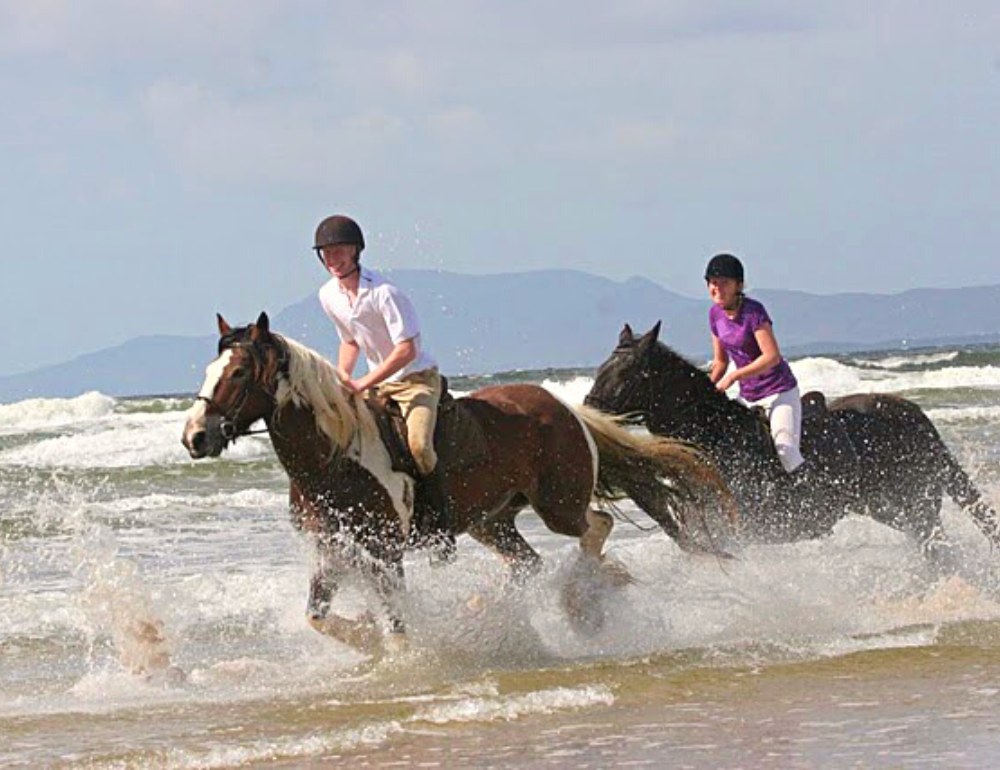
[231,367,246,379]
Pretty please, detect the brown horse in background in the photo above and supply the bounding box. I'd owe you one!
[182,313,734,654]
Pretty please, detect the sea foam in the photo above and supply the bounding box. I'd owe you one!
[0,391,116,433]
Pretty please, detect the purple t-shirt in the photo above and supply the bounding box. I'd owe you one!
[709,296,797,403]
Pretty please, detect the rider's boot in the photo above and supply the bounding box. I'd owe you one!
[417,468,457,565]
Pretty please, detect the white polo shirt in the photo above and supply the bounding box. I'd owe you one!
[319,267,437,381]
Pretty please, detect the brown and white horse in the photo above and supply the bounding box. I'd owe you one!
[182,313,733,653]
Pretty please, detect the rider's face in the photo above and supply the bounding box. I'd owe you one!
[707,276,742,308]
[320,244,359,278]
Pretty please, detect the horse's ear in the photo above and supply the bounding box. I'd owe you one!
[619,324,635,346]
[636,321,661,355]
[217,314,232,337]
[251,311,271,342]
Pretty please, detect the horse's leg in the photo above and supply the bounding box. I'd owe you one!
[372,555,407,637]
[549,505,630,634]
[580,508,613,558]
[870,492,956,575]
[939,446,1000,548]
[306,541,374,647]
[580,508,633,587]
[306,544,338,626]
[303,538,402,656]
[291,490,344,628]
[468,504,542,582]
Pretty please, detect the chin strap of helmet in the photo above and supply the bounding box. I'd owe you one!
[335,262,360,281]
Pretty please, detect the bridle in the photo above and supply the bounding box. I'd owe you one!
[197,339,288,442]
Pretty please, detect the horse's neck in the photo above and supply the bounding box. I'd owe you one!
[647,355,764,446]
[647,352,721,426]
[268,400,353,488]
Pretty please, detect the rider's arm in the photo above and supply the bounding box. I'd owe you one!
[731,322,782,382]
[708,334,730,384]
[337,340,361,381]
[351,338,418,392]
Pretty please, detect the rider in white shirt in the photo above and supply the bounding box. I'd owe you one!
[314,214,452,556]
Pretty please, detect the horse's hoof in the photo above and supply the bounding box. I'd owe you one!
[600,558,636,588]
[308,611,383,655]
[307,614,326,634]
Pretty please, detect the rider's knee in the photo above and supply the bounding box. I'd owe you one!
[410,439,438,476]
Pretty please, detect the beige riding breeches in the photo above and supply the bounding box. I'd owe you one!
[376,368,443,475]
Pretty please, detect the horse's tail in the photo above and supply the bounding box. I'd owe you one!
[941,449,1000,549]
[573,404,737,556]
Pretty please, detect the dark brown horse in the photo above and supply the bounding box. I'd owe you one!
[181,313,733,654]
[585,323,1000,565]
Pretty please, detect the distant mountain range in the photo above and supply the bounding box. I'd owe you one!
[3,269,1000,402]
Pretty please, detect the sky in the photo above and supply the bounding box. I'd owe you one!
[1,1,998,376]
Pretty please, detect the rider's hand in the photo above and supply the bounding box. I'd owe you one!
[716,372,737,392]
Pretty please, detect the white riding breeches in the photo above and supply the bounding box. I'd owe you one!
[746,386,805,473]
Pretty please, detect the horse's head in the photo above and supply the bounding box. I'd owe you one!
[586,321,713,429]
[584,322,662,417]
[182,312,287,459]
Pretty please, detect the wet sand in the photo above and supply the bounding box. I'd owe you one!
[314,644,1000,768]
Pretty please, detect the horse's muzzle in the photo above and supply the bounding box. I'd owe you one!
[182,428,210,459]
[182,416,225,459]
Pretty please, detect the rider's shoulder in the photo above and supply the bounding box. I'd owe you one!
[365,269,411,302]
[741,296,768,314]
[361,266,389,287]
[318,276,340,303]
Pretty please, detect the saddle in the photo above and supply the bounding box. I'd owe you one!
[366,376,491,478]
[749,390,858,472]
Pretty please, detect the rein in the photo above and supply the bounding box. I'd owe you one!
[195,392,270,440]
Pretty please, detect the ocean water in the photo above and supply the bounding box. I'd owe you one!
[2,344,1000,767]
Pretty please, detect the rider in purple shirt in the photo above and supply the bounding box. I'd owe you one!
[706,254,804,473]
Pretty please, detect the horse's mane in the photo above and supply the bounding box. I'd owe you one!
[274,335,379,453]
[645,337,774,452]
[648,340,719,398]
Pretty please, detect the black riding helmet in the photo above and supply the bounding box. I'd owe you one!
[314,215,365,264]
[704,253,744,283]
